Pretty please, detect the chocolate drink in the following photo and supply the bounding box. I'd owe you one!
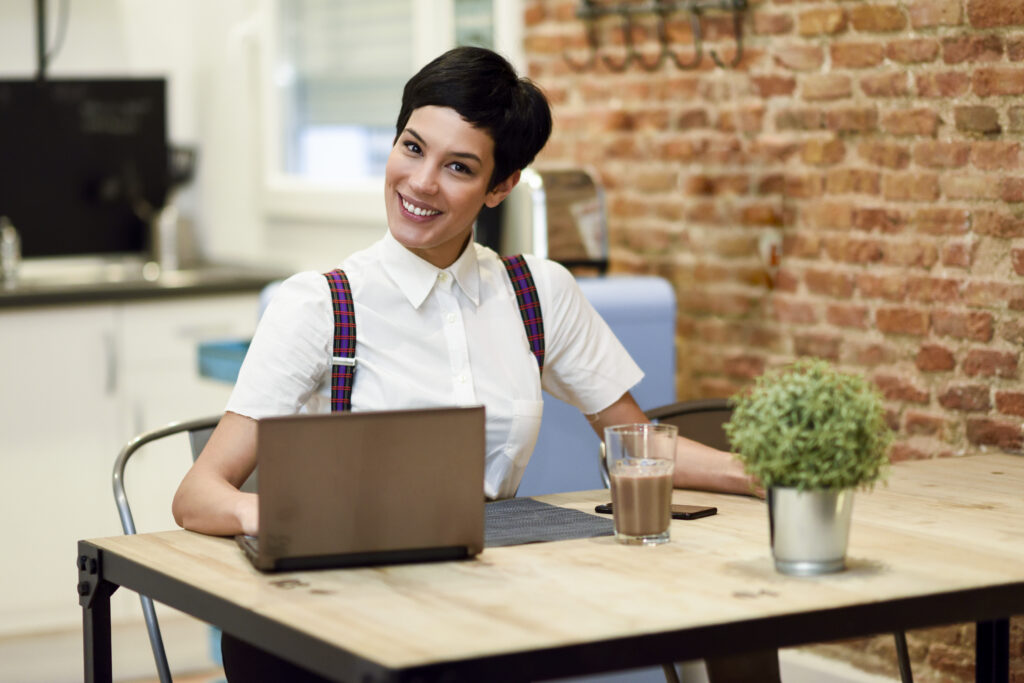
[610,466,673,537]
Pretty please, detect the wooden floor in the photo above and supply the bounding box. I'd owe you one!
[124,669,224,683]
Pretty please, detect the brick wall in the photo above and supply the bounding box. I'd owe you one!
[523,0,1023,680]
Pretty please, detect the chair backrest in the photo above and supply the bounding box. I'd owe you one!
[645,398,733,453]
[111,415,221,683]
[599,398,734,488]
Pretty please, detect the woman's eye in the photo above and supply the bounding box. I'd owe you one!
[449,162,472,175]
[403,140,421,154]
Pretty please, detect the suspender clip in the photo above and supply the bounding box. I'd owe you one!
[331,356,356,367]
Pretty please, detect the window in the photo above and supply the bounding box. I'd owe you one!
[260,0,521,224]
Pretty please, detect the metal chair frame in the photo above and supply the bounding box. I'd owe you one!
[112,415,221,683]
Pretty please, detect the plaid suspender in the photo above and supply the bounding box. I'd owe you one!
[324,255,545,412]
[324,268,356,412]
[501,254,546,376]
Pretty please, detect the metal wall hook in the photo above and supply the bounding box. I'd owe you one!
[564,0,599,72]
[709,0,745,68]
[562,0,748,72]
[600,7,636,72]
[666,8,704,70]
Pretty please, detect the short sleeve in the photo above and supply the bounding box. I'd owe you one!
[528,257,644,415]
[226,271,334,418]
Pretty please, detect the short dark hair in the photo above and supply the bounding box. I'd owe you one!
[395,46,552,191]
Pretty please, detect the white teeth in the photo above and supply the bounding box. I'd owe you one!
[402,198,440,217]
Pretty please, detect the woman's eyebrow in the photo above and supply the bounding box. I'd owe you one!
[405,128,483,165]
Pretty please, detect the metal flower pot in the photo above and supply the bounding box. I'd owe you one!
[768,487,854,576]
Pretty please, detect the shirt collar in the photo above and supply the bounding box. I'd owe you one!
[380,230,481,309]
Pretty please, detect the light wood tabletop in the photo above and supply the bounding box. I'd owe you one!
[79,453,1024,682]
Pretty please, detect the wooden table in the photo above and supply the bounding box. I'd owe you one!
[78,453,1024,682]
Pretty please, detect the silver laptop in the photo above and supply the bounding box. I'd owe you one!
[237,405,486,572]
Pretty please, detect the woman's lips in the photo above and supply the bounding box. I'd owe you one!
[399,193,441,218]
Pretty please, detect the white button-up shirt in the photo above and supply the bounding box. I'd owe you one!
[228,231,643,498]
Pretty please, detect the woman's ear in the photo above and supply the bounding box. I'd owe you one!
[484,170,522,208]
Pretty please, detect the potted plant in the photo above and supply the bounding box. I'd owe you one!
[724,358,893,575]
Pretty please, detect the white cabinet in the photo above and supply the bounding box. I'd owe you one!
[0,293,259,637]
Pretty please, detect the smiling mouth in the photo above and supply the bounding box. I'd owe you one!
[400,194,441,217]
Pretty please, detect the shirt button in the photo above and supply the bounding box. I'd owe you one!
[438,272,449,283]
[446,313,456,324]
[458,374,467,384]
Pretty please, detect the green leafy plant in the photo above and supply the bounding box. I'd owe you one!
[724,359,893,491]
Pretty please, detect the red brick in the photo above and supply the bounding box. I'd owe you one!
[995,390,1024,417]
[907,276,962,303]
[971,142,1021,170]
[908,0,963,27]
[858,272,907,300]
[973,67,1024,96]
[803,74,853,100]
[939,384,991,411]
[974,210,1024,237]
[942,240,975,268]
[824,235,886,263]
[784,174,825,199]
[963,281,1024,307]
[966,418,1023,451]
[943,34,1004,63]
[904,411,952,438]
[853,207,907,233]
[724,354,767,379]
[799,201,853,230]
[883,173,940,201]
[751,76,797,98]
[956,106,1002,134]
[881,108,939,136]
[753,12,795,35]
[917,344,956,371]
[776,108,825,130]
[826,303,869,328]
[882,241,939,268]
[802,138,846,165]
[933,310,994,341]
[826,108,879,133]
[799,7,848,36]
[914,141,972,168]
[831,42,886,68]
[850,5,907,32]
[794,333,843,361]
[968,0,1024,28]
[861,71,911,97]
[942,175,1001,200]
[914,208,971,235]
[1013,249,1024,275]
[964,349,1018,377]
[1001,177,1024,202]
[873,373,929,403]
[876,306,929,335]
[827,168,881,194]
[915,71,971,98]
[1010,35,1024,61]
[774,44,826,71]
[806,268,855,297]
[887,38,941,63]
[772,298,817,324]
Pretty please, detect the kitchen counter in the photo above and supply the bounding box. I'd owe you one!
[0,258,289,308]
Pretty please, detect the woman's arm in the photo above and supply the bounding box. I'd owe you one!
[585,392,759,497]
[171,411,260,536]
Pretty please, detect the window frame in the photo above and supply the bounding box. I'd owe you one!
[255,0,524,226]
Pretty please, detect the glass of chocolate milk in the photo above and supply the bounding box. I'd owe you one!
[604,424,677,545]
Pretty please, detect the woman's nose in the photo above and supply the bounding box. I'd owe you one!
[409,165,439,195]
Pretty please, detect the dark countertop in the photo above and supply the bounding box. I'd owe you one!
[0,260,291,309]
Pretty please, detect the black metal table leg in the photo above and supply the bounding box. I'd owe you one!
[975,618,1009,683]
[78,542,117,683]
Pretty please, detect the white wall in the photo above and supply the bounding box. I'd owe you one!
[0,0,385,274]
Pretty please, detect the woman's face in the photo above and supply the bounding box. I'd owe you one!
[385,106,518,268]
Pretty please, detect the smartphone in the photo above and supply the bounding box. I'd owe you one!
[594,503,718,520]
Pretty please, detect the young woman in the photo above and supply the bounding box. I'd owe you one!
[172,46,758,681]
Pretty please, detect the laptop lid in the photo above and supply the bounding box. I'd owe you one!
[246,405,485,571]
